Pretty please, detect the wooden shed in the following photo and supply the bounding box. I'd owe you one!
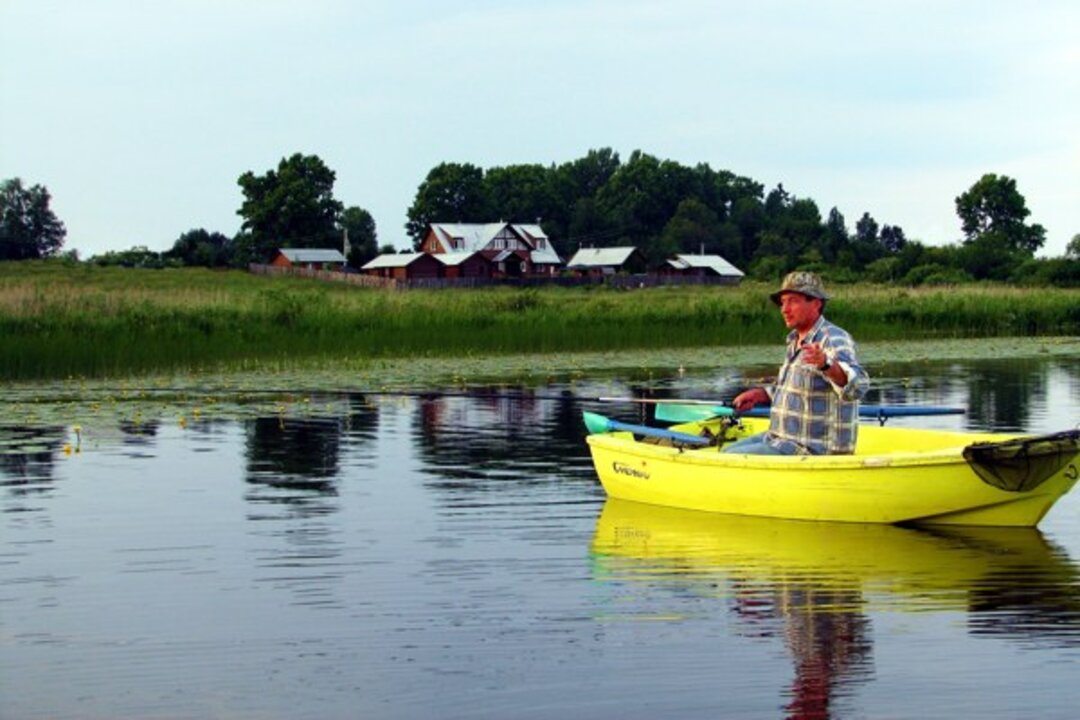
[566,247,647,276]
[660,254,745,284]
[270,248,347,270]
[360,252,443,279]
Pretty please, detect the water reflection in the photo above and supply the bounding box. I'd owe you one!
[411,388,597,503]
[0,425,64,502]
[243,394,379,506]
[590,499,1080,718]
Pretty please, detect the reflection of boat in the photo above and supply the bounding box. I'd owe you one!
[585,416,1080,526]
[590,498,1075,609]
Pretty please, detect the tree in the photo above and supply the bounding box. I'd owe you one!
[0,178,67,260]
[165,228,231,267]
[854,212,879,244]
[237,153,344,263]
[880,224,907,254]
[659,198,722,264]
[340,206,378,267]
[1065,233,1080,259]
[593,151,698,251]
[484,164,556,225]
[405,162,489,248]
[955,173,1045,254]
[823,207,850,262]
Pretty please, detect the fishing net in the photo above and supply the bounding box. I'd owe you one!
[963,430,1080,493]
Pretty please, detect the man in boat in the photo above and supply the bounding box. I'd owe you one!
[725,271,869,455]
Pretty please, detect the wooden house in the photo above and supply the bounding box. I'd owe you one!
[421,223,563,278]
[270,248,347,270]
[566,247,647,276]
[360,252,443,280]
[660,254,745,284]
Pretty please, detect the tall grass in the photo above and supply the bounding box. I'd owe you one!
[1,262,1077,379]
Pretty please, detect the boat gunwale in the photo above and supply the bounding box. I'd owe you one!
[585,427,1033,471]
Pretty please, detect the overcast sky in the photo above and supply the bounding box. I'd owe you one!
[2,0,1077,258]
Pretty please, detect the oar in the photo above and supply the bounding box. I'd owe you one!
[654,402,965,424]
[582,411,713,447]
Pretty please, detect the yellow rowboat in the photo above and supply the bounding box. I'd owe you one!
[590,498,1080,616]
[584,415,1080,526]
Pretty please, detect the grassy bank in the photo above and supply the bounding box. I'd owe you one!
[2,262,1078,380]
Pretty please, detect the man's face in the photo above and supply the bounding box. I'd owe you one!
[778,292,821,331]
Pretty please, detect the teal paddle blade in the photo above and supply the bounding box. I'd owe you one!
[654,403,734,423]
[582,411,612,434]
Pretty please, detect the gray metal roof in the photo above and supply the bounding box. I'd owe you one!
[430,223,506,253]
[435,251,479,267]
[670,253,744,277]
[566,247,640,268]
[361,252,428,269]
[278,248,347,263]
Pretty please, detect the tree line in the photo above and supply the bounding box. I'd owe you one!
[2,150,1078,286]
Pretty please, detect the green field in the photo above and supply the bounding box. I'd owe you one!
[2,261,1078,380]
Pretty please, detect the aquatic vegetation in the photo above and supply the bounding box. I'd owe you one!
[1,262,1077,380]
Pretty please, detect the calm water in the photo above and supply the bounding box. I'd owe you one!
[2,357,1080,719]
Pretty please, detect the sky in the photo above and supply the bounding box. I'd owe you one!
[2,0,1078,258]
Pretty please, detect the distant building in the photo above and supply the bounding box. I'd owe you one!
[660,254,745,284]
[270,248,347,270]
[360,252,442,280]
[566,247,648,276]
[421,223,563,277]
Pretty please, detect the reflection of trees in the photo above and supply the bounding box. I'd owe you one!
[0,426,63,497]
[412,387,598,500]
[242,398,378,609]
[964,358,1046,431]
[243,395,379,511]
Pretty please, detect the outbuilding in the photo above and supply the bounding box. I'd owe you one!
[270,248,348,270]
[661,254,745,284]
[566,247,648,276]
[360,252,443,280]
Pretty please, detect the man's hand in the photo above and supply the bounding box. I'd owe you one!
[800,341,829,370]
[732,387,769,412]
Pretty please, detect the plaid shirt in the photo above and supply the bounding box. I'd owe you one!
[764,315,869,455]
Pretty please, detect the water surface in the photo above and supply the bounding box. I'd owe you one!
[2,356,1079,719]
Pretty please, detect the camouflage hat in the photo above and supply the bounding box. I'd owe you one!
[769,271,829,305]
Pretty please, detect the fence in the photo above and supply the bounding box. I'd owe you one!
[249,264,742,290]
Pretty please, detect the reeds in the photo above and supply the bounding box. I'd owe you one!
[1,262,1077,379]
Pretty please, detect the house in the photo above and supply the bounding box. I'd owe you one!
[270,248,348,270]
[661,254,745,284]
[360,252,443,280]
[421,222,563,277]
[566,247,648,276]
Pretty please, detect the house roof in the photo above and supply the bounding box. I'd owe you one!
[667,253,745,277]
[430,222,563,266]
[430,223,506,253]
[277,248,347,263]
[435,251,481,267]
[361,252,431,269]
[566,246,641,268]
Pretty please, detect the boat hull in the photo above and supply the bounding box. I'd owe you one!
[586,419,1080,526]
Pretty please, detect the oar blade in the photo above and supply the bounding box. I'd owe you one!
[654,403,734,423]
[582,411,612,434]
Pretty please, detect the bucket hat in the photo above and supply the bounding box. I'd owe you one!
[769,271,829,306]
